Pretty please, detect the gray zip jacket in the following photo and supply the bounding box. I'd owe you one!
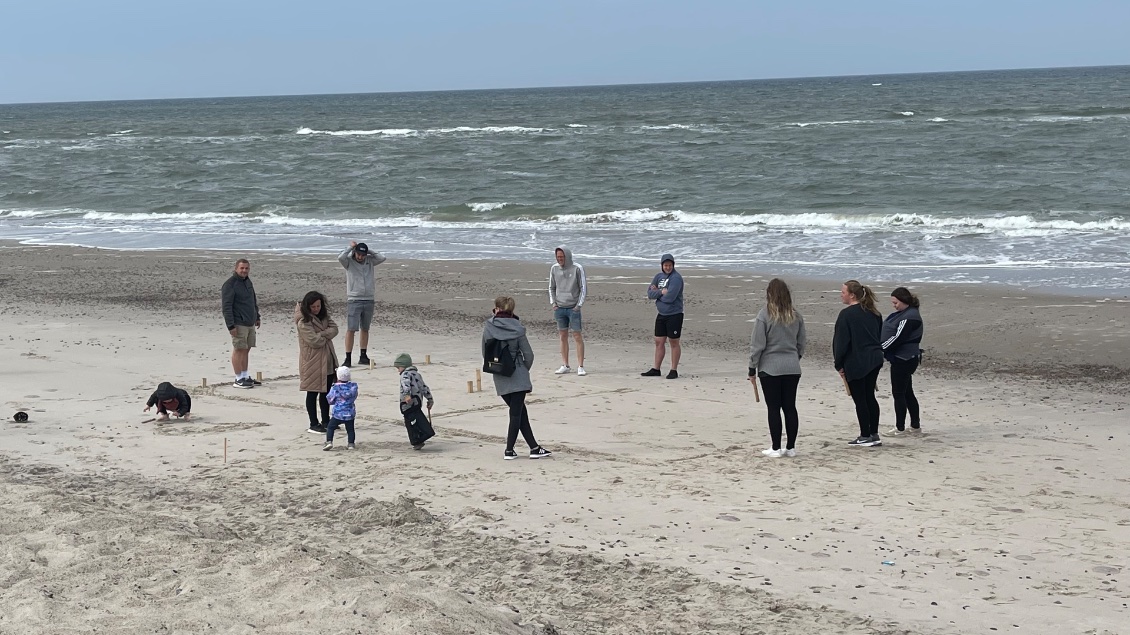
[338,247,387,301]
[549,246,587,309]
[748,308,806,376]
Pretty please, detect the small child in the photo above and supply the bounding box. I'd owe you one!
[324,366,358,451]
[394,353,436,450]
[144,382,192,421]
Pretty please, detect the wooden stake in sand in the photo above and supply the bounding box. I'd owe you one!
[369,360,375,370]
[467,380,474,394]
[223,437,227,464]
[475,368,482,392]
[751,377,760,403]
[201,377,208,388]
[256,371,263,383]
[425,354,431,365]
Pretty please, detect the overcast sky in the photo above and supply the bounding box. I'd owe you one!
[2,0,1127,103]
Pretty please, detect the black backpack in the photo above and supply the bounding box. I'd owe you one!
[483,338,517,377]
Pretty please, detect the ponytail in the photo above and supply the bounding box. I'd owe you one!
[844,279,881,316]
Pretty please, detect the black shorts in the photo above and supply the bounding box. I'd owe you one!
[654,312,684,339]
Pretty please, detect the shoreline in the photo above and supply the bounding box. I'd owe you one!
[4,238,1129,300]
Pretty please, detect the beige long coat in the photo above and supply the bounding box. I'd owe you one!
[295,303,340,392]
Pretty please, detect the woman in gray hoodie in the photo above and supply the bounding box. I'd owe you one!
[482,296,552,460]
[748,279,807,457]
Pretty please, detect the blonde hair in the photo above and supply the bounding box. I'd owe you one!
[494,296,516,313]
[844,280,880,315]
[765,278,798,325]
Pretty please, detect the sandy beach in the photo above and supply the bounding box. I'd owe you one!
[1,244,1128,635]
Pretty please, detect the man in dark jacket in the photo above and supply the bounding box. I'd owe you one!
[221,258,260,389]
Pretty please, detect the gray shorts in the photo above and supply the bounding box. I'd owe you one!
[346,300,375,332]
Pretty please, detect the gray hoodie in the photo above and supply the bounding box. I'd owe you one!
[481,315,535,396]
[548,246,587,309]
[748,308,807,376]
[338,247,388,301]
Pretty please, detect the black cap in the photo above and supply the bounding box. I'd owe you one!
[355,243,369,255]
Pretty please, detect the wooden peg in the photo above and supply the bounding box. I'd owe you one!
[425,354,431,365]
[475,369,482,392]
[467,380,474,394]
[223,437,228,464]
[255,371,263,382]
[202,378,208,388]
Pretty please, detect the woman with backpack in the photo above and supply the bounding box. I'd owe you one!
[482,296,552,460]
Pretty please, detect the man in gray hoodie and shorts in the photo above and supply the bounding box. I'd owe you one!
[339,240,387,367]
[549,246,588,376]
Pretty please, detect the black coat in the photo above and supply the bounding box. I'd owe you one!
[832,304,884,381]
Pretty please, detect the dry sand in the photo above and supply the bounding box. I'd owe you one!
[1,245,1128,635]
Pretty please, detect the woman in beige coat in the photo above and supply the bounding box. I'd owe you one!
[296,291,339,434]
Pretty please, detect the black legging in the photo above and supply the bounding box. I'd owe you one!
[306,374,333,428]
[889,357,921,430]
[501,391,538,452]
[759,374,800,450]
[847,365,882,438]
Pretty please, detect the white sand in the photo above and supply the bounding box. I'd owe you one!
[1,248,1128,634]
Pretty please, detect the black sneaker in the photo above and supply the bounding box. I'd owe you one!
[666,369,679,379]
[504,449,518,460]
[357,354,371,366]
[529,446,552,459]
[869,434,883,447]
[847,436,871,446]
[308,426,326,435]
[412,443,424,451]
[233,377,254,389]
[342,356,352,368]
[641,368,661,377]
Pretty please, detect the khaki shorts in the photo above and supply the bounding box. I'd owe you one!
[231,325,257,350]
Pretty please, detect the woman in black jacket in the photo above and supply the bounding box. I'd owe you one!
[833,280,884,447]
[881,287,924,434]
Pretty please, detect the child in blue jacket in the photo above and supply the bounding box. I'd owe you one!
[324,366,358,451]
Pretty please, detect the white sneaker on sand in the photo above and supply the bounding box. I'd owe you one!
[555,365,571,374]
[784,448,797,458]
[887,428,905,436]
[761,449,784,458]
[577,367,587,376]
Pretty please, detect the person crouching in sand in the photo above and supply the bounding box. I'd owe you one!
[394,353,436,450]
[144,382,192,421]
[324,366,357,451]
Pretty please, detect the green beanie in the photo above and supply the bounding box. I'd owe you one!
[393,353,413,368]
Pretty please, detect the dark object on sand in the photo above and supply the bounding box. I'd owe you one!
[13,411,28,422]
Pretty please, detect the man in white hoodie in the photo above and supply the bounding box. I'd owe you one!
[548,246,587,376]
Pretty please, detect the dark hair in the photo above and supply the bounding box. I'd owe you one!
[235,258,250,267]
[844,279,881,316]
[300,291,328,322]
[891,287,920,308]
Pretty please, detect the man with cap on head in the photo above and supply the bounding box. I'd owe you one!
[338,240,387,367]
[642,253,685,379]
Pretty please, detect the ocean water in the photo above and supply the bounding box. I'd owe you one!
[2,66,1129,293]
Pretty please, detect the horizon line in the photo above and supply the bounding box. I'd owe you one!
[2,63,1127,107]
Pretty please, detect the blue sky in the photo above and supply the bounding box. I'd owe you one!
[2,0,1127,103]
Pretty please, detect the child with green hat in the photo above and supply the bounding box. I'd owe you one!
[394,353,435,449]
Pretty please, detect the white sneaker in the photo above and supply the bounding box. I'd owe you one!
[784,448,797,458]
[554,365,571,374]
[887,428,905,436]
[761,448,784,458]
[576,367,587,376]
